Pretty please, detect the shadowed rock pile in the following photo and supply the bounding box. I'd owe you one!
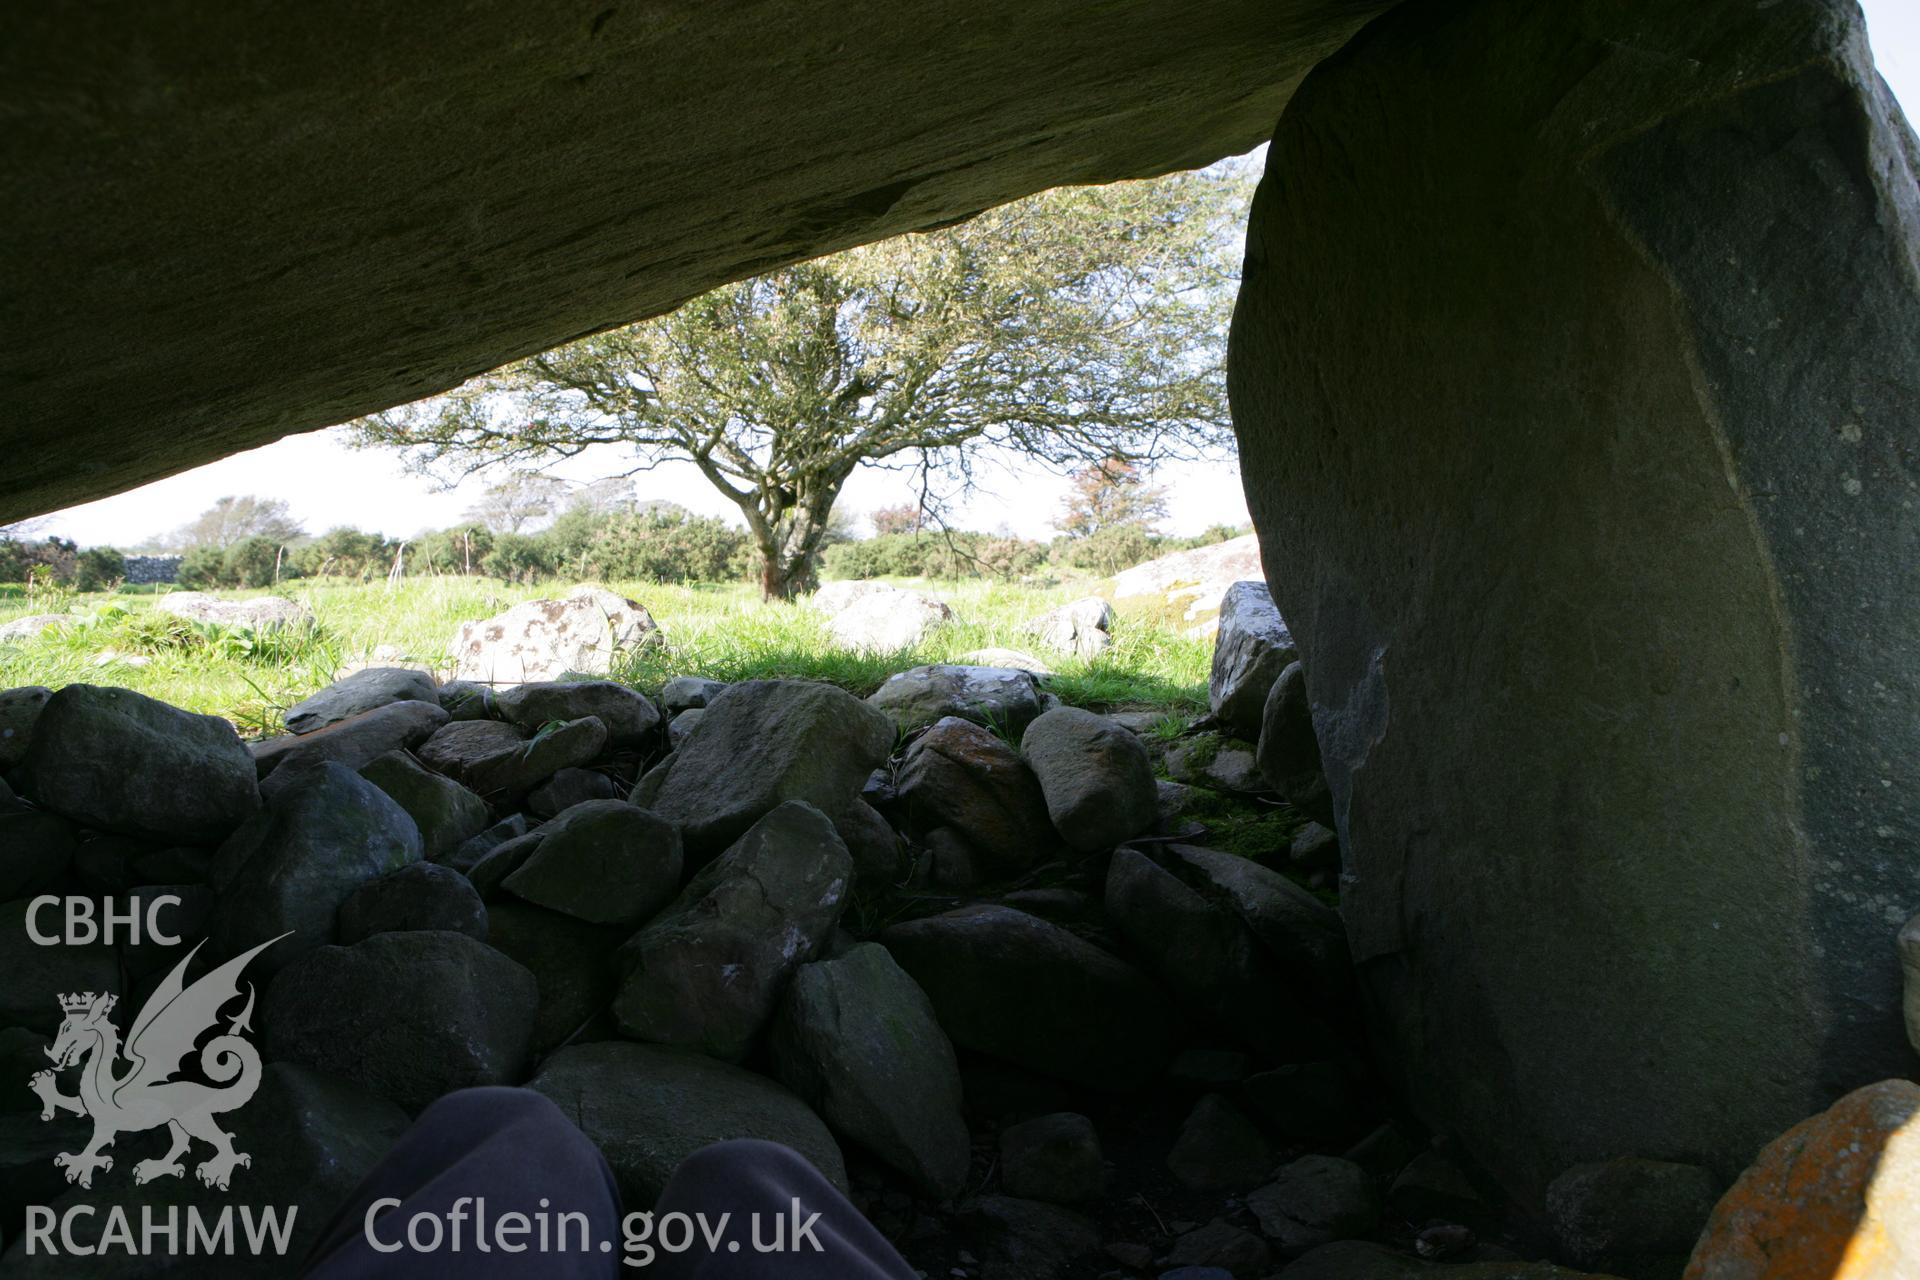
[0,587,1743,1276]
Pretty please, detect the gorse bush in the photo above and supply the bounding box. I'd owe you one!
[292,526,399,579]
[175,545,226,589]
[72,546,125,592]
[824,531,1050,581]
[480,532,554,584]
[581,510,754,583]
[177,539,301,590]
[1057,525,1156,577]
[222,535,285,588]
[0,533,77,585]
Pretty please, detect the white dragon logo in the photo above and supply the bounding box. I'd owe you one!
[28,933,287,1191]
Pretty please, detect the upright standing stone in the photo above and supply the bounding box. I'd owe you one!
[1230,0,1920,1205]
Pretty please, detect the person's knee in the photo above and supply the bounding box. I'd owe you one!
[662,1138,835,1212]
[415,1086,564,1138]
[678,1138,811,1180]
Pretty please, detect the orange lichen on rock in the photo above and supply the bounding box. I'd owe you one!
[1685,1079,1920,1279]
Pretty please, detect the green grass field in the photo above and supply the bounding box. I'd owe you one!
[0,575,1211,738]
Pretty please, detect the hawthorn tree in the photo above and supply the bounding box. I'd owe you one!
[359,164,1250,598]
[870,504,925,537]
[171,495,304,550]
[567,476,638,517]
[1057,456,1169,539]
[463,472,569,534]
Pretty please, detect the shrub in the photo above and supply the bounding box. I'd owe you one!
[291,526,395,579]
[73,547,126,592]
[0,534,78,585]
[221,536,290,588]
[175,545,225,589]
[823,530,1048,581]
[482,533,557,584]
[1056,525,1155,576]
[582,510,752,583]
[408,524,494,575]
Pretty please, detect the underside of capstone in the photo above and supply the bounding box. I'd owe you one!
[1231,0,1920,1208]
[0,0,1386,523]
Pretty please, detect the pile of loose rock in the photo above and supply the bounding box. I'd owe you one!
[0,581,1742,1278]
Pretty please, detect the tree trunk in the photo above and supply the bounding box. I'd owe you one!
[721,457,852,601]
[756,539,823,600]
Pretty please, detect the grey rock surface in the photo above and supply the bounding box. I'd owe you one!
[486,899,628,1055]
[1231,0,1920,1205]
[449,588,661,685]
[868,664,1045,734]
[0,685,50,768]
[643,680,893,857]
[896,715,1055,873]
[1207,581,1297,739]
[614,800,851,1060]
[25,684,260,843]
[1030,596,1114,659]
[770,942,970,1200]
[418,714,608,802]
[337,860,489,944]
[262,929,538,1112]
[1020,706,1157,852]
[495,678,660,748]
[286,667,439,735]
[1000,1112,1105,1204]
[880,904,1175,1091]
[502,798,682,927]
[358,748,490,860]
[209,760,422,975]
[1,0,1372,523]
[255,699,450,795]
[1246,1155,1379,1255]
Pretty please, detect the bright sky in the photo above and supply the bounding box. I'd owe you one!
[32,0,1920,549]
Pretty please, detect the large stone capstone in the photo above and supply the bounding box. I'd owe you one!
[1229,0,1920,1208]
[0,1,1385,522]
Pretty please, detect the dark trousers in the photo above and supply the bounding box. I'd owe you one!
[303,1088,915,1278]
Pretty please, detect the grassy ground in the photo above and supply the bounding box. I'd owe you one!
[0,575,1211,736]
